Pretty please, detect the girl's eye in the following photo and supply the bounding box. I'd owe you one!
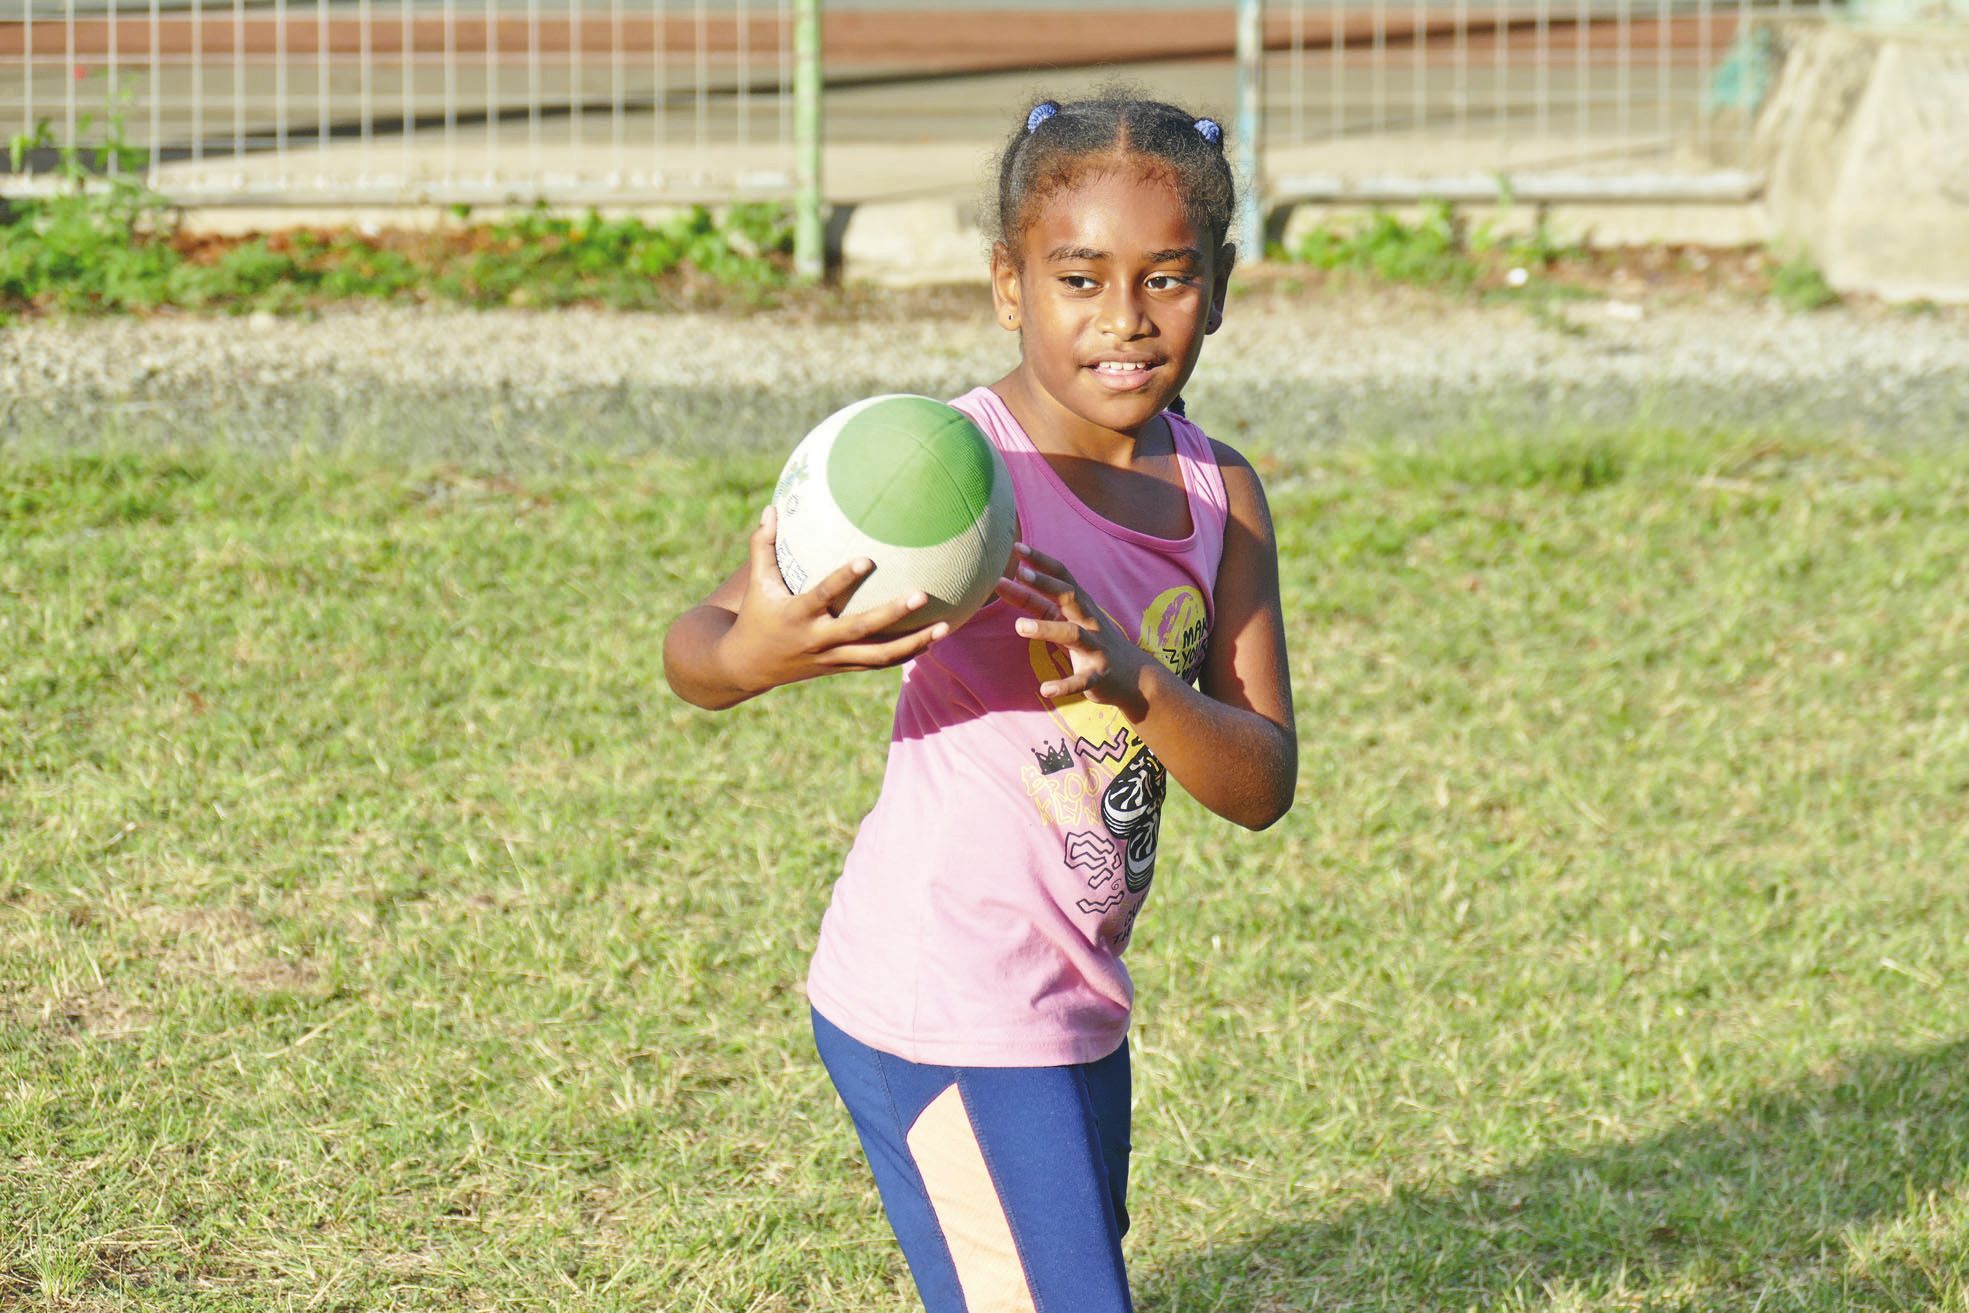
[1060,275,1098,291]
[1147,274,1196,292]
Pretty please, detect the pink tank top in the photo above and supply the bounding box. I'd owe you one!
[804,385,1230,1066]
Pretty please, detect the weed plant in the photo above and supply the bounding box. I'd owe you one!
[1277,200,1582,300]
[2,120,793,316]
[1769,255,1840,313]
[4,422,1967,1309]
[1278,201,1849,316]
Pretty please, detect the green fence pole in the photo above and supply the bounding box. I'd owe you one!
[793,0,824,282]
[1235,0,1265,260]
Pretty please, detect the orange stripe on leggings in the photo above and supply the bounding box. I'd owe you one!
[904,1085,1037,1313]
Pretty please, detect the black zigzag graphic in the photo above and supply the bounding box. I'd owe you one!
[1064,830,1117,880]
[1073,727,1132,764]
[1067,830,1123,913]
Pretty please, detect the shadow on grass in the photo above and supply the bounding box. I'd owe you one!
[1143,1040,1969,1310]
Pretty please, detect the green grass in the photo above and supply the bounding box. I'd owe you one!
[3,423,1968,1311]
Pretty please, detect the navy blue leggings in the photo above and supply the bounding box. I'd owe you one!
[812,1008,1133,1313]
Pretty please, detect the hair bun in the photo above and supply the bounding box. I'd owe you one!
[1194,118,1223,146]
[1026,102,1061,134]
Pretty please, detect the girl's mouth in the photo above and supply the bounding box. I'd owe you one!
[1086,359,1161,393]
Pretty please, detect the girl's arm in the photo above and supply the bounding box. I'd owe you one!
[995,445,1297,830]
[664,506,951,710]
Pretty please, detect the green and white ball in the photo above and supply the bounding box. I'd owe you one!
[772,394,1016,636]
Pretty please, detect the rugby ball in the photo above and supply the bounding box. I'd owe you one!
[771,394,1016,636]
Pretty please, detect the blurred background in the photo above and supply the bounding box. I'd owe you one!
[7,0,1959,252]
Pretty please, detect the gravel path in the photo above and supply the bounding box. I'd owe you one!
[4,291,1966,461]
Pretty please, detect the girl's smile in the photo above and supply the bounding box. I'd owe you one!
[1086,355,1165,392]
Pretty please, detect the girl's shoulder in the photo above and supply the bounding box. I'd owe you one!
[1182,426,1270,528]
[1162,407,1250,473]
[1209,439,1264,503]
[949,384,1006,431]
[1203,434,1253,475]
[1163,411,1264,519]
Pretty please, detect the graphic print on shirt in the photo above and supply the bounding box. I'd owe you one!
[1023,584,1209,947]
[1022,765,1101,828]
[1063,830,1124,891]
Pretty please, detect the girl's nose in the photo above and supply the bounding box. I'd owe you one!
[1097,286,1150,339]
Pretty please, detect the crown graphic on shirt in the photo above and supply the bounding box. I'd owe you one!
[1031,738,1073,775]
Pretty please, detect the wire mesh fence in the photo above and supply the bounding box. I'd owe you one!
[1265,0,1833,200]
[0,0,1891,209]
[3,0,797,202]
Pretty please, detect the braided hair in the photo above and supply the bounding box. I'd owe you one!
[991,93,1239,270]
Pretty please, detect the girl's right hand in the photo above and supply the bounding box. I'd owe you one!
[714,506,950,697]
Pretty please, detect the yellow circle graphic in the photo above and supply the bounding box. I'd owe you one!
[1137,585,1208,683]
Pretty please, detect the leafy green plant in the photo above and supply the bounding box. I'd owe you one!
[1770,255,1839,312]
[1285,201,1479,290]
[3,115,797,315]
[1471,199,1579,272]
[2,108,175,314]
[1278,198,1581,297]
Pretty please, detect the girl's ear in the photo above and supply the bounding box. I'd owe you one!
[990,241,1023,332]
[1206,241,1235,335]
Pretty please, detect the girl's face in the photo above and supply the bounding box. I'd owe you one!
[992,167,1230,442]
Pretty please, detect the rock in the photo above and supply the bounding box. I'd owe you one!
[1757,22,1969,302]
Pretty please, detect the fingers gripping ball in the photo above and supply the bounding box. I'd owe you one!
[772,395,1016,637]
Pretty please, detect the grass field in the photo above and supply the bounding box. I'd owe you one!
[3,421,1967,1311]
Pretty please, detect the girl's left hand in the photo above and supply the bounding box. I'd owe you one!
[995,542,1151,712]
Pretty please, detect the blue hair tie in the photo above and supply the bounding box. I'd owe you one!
[1026,102,1060,134]
[1194,118,1223,146]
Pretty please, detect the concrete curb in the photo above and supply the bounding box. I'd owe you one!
[837,198,1772,287]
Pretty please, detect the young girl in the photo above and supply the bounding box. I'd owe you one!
[664,95,1296,1313]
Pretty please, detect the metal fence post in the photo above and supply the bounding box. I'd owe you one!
[1235,0,1265,259]
[793,0,825,281]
